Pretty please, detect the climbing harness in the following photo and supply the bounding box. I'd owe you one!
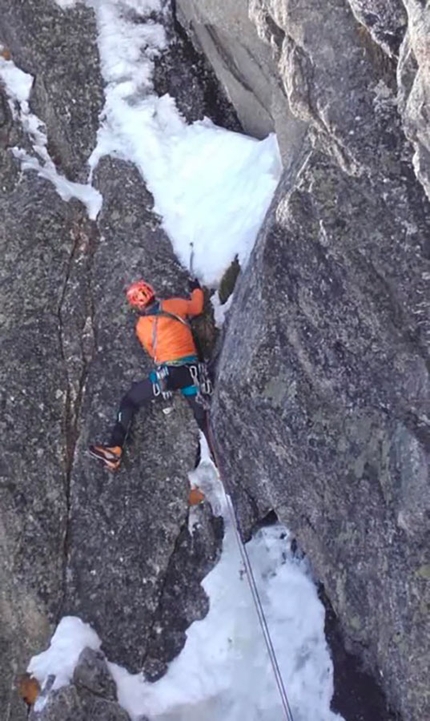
[206,423,296,721]
[146,303,213,411]
[151,361,212,415]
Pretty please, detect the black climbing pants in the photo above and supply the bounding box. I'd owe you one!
[109,364,207,448]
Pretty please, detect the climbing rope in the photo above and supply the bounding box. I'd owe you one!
[206,423,296,721]
[182,245,295,718]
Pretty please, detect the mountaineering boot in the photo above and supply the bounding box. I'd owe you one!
[88,444,122,471]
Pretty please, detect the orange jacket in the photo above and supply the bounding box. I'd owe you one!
[135,289,204,364]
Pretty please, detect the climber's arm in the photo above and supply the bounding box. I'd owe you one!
[166,281,204,318]
[186,285,204,316]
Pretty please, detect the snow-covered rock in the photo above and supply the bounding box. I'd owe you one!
[28,641,131,721]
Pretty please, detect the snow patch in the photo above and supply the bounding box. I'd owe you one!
[87,0,281,286]
[28,616,101,692]
[13,147,103,219]
[211,292,234,328]
[0,57,33,106]
[47,0,281,283]
[6,0,280,276]
[0,56,102,219]
[56,0,79,8]
[107,449,341,721]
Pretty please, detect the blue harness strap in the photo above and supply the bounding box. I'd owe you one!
[181,384,198,397]
[165,354,198,366]
[149,370,158,384]
[149,360,199,399]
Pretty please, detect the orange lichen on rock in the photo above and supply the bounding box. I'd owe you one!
[18,673,40,706]
[0,47,12,61]
[188,487,205,506]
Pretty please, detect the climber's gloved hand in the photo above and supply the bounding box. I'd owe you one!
[188,277,201,292]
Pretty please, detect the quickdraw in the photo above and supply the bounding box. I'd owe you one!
[189,362,213,407]
[198,362,213,397]
[152,366,174,415]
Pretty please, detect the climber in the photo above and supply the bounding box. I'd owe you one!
[89,279,209,472]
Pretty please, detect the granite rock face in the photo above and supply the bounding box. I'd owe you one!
[176,0,308,166]
[346,0,407,56]
[209,1,430,719]
[72,647,117,701]
[0,3,223,720]
[0,62,91,714]
[397,1,430,202]
[59,154,208,671]
[176,0,281,139]
[177,0,430,206]
[2,0,430,720]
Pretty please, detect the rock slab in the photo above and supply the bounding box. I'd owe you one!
[209,1,430,719]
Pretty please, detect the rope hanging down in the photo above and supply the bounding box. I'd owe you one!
[206,423,296,721]
[185,239,294,719]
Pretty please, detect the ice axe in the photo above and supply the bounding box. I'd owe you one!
[189,241,195,278]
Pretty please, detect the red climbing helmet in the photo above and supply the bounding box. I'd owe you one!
[126,280,155,310]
